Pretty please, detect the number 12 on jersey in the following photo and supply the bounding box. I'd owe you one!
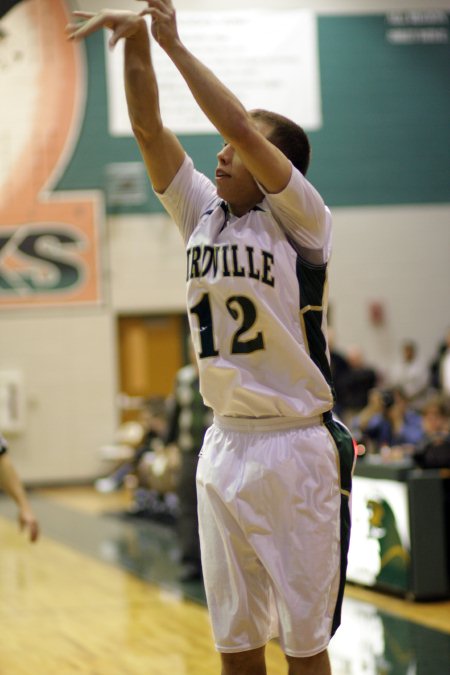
[189,292,265,358]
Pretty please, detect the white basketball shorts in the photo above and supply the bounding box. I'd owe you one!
[196,412,354,658]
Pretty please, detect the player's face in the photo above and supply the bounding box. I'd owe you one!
[215,118,274,216]
[215,142,263,216]
[215,118,276,215]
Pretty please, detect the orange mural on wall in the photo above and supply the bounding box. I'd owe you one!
[0,0,103,308]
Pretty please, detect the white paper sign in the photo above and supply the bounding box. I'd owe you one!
[105,10,322,135]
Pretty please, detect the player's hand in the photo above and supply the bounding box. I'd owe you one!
[366,388,384,413]
[137,0,180,51]
[66,10,147,48]
[19,508,39,543]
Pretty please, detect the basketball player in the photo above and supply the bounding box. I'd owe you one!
[0,433,39,542]
[67,3,355,673]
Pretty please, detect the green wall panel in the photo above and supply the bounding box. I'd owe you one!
[57,15,450,212]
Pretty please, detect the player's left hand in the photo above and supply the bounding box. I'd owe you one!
[137,0,180,50]
[19,508,40,543]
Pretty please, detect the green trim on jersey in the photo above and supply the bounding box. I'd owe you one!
[295,256,334,390]
[323,417,355,637]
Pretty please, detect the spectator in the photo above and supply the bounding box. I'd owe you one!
[430,328,450,393]
[440,349,450,397]
[338,346,378,420]
[390,340,429,407]
[164,347,213,582]
[95,398,167,494]
[351,387,424,453]
[328,329,351,418]
[414,397,450,469]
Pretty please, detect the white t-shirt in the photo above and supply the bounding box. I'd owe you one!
[441,350,450,397]
[390,358,429,400]
[156,155,334,419]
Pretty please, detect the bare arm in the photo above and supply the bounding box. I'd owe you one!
[67,9,185,192]
[357,389,384,432]
[0,453,39,542]
[142,0,292,194]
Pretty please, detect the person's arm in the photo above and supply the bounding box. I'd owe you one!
[356,389,385,432]
[67,9,185,193]
[142,0,292,195]
[0,450,39,542]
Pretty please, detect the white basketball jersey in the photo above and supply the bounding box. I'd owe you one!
[157,156,334,419]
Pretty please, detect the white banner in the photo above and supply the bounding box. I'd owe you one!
[105,10,322,135]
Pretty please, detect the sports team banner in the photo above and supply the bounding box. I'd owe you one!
[0,0,103,309]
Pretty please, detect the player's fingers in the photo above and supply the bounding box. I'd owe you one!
[140,8,166,21]
[72,11,95,18]
[139,1,173,16]
[29,522,39,543]
[109,22,132,48]
[67,15,107,41]
[65,15,88,37]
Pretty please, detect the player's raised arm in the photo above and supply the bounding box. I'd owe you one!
[66,9,185,193]
[139,0,292,195]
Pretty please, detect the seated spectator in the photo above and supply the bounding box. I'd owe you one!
[429,327,450,396]
[163,348,213,582]
[390,339,429,407]
[338,346,378,421]
[351,386,424,453]
[328,329,351,417]
[439,329,450,398]
[414,397,450,469]
[95,398,167,493]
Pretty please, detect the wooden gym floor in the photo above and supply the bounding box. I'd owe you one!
[0,486,449,674]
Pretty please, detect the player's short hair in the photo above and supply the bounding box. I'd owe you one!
[250,109,311,176]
